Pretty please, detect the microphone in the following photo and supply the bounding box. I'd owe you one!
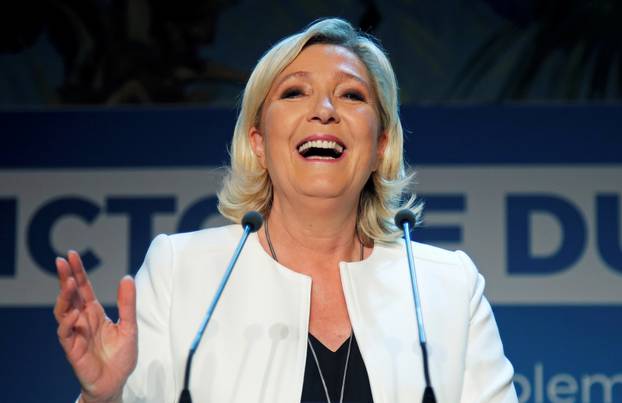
[394,209,437,403]
[178,211,264,403]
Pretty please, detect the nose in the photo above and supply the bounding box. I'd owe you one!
[308,94,340,124]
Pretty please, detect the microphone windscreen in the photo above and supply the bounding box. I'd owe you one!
[242,211,263,233]
[394,209,416,230]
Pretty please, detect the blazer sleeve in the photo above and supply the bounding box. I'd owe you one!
[121,234,177,403]
[456,251,518,403]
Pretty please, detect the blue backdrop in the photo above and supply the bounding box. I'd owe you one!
[1,105,621,403]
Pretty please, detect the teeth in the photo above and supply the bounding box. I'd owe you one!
[297,140,344,153]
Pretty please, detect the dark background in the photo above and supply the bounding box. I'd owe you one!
[2,0,621,107]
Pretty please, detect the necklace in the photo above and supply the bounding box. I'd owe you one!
[263,218,363,403]
[308,334,353,403]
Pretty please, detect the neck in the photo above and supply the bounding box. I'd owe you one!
[262,193,363,270]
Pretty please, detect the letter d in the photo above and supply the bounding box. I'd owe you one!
[507,194,586,275]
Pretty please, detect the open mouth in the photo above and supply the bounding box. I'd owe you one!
[296,139,345,160]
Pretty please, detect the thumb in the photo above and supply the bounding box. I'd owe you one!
[117,275,137,331]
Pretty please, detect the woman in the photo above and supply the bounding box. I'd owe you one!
[54,18,518,403]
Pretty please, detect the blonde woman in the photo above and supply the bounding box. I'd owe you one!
[55,18,518,403]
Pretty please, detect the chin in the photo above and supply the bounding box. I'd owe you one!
[298,181,349,200]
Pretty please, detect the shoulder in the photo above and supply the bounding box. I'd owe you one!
[375,240,481,295]
[413,242,467,265]
[142,225,243,270]
[415,242,478,277]
[164,224,242,251]
[138,224,245,286]
[377,240,476,272]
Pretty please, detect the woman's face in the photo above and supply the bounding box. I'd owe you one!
[250,43,387,205]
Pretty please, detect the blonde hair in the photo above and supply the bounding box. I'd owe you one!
[217,18,419,244]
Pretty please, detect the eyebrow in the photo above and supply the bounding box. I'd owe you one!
[335,71,371,90]
[274,70,371,91]
[274,71,310,89]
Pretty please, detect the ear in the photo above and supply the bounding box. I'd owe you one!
[249,126,267,168]
[374,131,389,171]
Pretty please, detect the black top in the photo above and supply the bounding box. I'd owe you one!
[301,333,374,403]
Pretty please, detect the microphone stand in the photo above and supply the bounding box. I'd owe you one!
[395,210,437,403]
[178,211,263,403]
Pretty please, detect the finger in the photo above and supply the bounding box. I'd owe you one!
[67,250,97,303]
[56,257,83,310]
[56,256,73,289]
[57,308,80,347]
[55,257,74,307]
[117,275,137,332]
[53,276,78,323]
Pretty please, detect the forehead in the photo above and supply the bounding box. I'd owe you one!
[275,43,370,83]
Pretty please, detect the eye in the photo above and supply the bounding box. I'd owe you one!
[342,90,366,102]
[280,87,305,99]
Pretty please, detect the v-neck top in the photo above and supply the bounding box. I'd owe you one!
[301,333,374,403]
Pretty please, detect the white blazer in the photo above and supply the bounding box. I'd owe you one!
[120,225,517,403]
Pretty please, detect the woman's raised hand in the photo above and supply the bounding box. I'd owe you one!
[54,251,138,403]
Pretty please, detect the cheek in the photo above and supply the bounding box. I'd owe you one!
[262,104,304,145]
[351,109,382,149]
[264,100,308,124]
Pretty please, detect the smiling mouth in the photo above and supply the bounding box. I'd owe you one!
[297,139,345,160]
